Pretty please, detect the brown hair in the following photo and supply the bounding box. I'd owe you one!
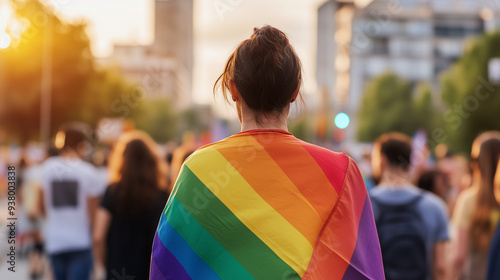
[495,160,500,204]
[108,131,167,215]
[214,25,302,124]
[470,131,500,251]
[374,132,413,171]
[54,122,92,154]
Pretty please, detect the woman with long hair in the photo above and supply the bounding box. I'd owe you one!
[451,131,500,279]
[150,25,384,280]
[487,160,500,279]
[94,131,168,280]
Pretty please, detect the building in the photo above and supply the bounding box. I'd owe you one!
[317,0,500,142]
[109,0,193,109]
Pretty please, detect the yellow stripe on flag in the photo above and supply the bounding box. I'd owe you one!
[186,148,313,276]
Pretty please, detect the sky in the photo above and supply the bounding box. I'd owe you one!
[20,0,325,110]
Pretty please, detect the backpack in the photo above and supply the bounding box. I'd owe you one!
[371,192,428,280]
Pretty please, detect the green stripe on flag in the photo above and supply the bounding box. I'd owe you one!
[166,197,254,280]
[167,166,299,279]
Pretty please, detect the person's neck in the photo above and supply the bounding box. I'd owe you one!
[379,169,412,188]
[60,149,82,160]
[239,108,289,132]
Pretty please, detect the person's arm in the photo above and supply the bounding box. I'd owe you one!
[449,190,473,280]
[87,196,99,229]
[36,186,45,218]
[93,207,111,268]
[450,227,469,280]
[433,241,447,280]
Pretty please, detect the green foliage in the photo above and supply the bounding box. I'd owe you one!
[288,116,313,142]
[357,73,437,142]
[440,32,500,153]
[413,83,441,135]
[0,0,136,143]
[130,98,177,143]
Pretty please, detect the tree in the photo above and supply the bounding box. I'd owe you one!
[289,115,313,142]
[130,98,177,143]
[413,83,441,135]
[440,32,500,153]
[358,73,420,141]
[0,0,136,143]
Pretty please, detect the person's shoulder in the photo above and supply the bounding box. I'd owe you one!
[184,140,224,163]
[40,156,64,176]
[41,156,58,168]
[369,186,387,198]
[298,140,348,160]
[419,190,448,215]
[456,186,477,204]
[299,140,350,170]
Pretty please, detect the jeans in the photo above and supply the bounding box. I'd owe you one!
[49,249,93,280]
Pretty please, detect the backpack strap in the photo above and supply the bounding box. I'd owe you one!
[371,189,425,224]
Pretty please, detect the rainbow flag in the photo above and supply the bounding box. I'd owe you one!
[150,130,384,280]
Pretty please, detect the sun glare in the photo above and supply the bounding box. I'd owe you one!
[0,32,10,49]
[0,2,13,49]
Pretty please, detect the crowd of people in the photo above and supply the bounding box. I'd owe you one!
[0,124,197,280]
[5,120,500,280]
[1,25,500,280]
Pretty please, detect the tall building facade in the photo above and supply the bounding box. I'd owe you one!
[110,0,194,109]
[317,0,500,142]
[152,0,193,78]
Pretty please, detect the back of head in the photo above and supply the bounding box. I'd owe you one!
[372,132,413,178]
[214,25,302,123]
[472,132,500,185]
[470,131,500,251]
[418,169,448,199]
[418,170,440,192]
[54,122,92,157]
[108,131,167,215]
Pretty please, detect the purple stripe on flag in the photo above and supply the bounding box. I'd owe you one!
[150,258,167,280]
[150,233,191,280]
[342,195,385,280]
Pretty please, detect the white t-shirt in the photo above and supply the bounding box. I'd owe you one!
[40,156,105,254]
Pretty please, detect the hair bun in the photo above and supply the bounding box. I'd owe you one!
[253,25,288,48]
[214,25,302,123]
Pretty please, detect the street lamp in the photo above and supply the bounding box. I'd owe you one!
[40,13,53,146]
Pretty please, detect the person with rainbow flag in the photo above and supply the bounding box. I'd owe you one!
[150,25,384,280]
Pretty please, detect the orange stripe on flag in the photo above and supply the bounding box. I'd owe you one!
[217,136,323,247]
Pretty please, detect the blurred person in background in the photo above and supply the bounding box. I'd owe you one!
[358,150,375,191]
[93,131,168,280]
[418,169,450,202]
[168,131,196,191]
[370,132,449,280]
[150,25,384,280]
[163,141,178,188]
[451,131,500,280]
[17,147,52,280]
[37,123,105,280]
[487,159,500,280]
[91,147,110,196]
[437,152,472,216]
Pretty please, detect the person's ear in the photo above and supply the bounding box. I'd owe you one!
[228,80,240,102]
[290,82,300,103]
